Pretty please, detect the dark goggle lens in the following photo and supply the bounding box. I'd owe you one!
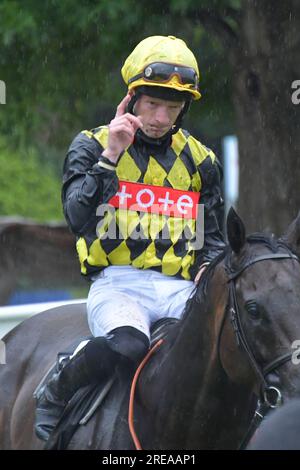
[144,63,198,87]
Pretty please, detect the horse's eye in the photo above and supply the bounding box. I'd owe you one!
[245,300,260,318]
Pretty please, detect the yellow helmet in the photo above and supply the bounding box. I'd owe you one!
[121,35,201,101]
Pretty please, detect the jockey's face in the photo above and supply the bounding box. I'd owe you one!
[134,94,185,139]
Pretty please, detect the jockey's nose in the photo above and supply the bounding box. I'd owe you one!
[154,105,171,127]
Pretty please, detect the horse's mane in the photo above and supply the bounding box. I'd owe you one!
[181,232,293,321]
[181,248,228,321]
[246,232,294,258]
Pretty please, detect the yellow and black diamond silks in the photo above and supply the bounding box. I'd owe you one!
[76,127,216,280]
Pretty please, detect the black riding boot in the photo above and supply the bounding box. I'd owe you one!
[35,346,92,442]
[35,327,149,442]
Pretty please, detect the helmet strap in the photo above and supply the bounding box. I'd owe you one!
[172,100,191,133]
[126,93,140,115]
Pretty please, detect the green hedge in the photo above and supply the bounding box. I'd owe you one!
[0,139,63,222]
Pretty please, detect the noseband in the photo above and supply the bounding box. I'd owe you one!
[220,251,300,447]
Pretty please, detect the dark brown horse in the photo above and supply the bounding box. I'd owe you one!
[1,208,300,450]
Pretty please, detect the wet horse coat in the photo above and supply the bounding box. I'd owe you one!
[1,209,300,449]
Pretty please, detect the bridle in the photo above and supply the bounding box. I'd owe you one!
[218,250,300,448]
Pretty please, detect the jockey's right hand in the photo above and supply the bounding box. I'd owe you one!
[102,93,143,163]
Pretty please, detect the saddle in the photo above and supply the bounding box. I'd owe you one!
[33,317,179,450]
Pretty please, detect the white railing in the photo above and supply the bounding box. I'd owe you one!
[0,299,86,339]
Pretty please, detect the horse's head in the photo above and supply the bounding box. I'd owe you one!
[219,208,300,408]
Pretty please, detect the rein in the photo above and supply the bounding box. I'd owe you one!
[128,339,164,450]
[222,251,300,448]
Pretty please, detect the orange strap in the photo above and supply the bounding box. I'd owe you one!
[128,339,164,450]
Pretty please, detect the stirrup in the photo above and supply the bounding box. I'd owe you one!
[34,352,71,401]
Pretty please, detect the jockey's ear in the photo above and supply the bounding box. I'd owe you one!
[280,210,300,258]
[227,207,246,254]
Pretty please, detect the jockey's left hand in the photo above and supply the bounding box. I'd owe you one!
[194,263,209,284]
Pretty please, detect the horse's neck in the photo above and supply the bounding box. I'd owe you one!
[138,269,249,449]
[140,280,227,448]
[159,267,228,383]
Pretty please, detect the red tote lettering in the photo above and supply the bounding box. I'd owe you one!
[108,181,200,219]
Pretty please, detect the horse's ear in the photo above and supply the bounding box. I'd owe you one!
[227,207,246,254]
[280,210,300,257]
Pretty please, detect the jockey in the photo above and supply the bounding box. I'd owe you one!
[35,35,225,441]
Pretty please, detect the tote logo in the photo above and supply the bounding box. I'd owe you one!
[108,181,200,219]
[0,80,6,104]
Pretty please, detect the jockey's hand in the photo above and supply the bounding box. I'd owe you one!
[102,93,143,163]
[194,263,209,284]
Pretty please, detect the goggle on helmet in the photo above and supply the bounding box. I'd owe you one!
[122,36,202,101]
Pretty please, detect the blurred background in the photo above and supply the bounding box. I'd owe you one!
[0,0,299,317]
